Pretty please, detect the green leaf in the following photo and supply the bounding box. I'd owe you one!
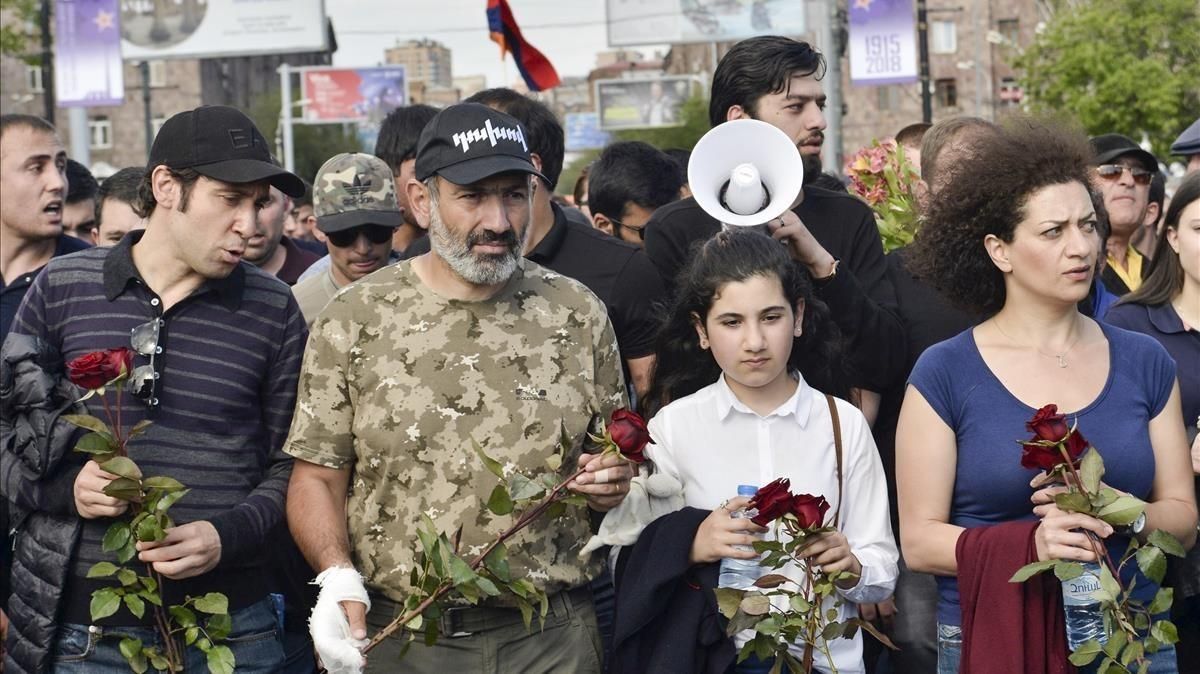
[821,622,843,640]
[142,575,157,593]
[483,545,511,583]
[62,414,112,436]
[1101,629,1127,659]
[714,587,744,618]
[141,476,185,491]
[1094,487,1119,509]
[147,650,170,671]
[485,485,514,516]
[545,453,562,471]
[752,574,790,589]
[448,555,476,586]
[117,568,139,587]
[103,477,143,503]
[1148,529,1186,558]
[1097,495,1145,526]
[473,440,506,479]
[87,561,120,578]
[206,644,236,674]
[1098,564,1122,604]
[91,587,122,620]
[1150,620,1178,645]
[116,538,137,564]
[1010,560,1057,583]
[185,626,200,645]
[141,589,162,607]
[1136,545,1167,584]
[75,431,117,455]
[1054,491,1093,514]
[119,637,143,660]
[193,592,229,615]
[206,612,232,640]
[155,488,190,513]
[128,419,152,439]
[1054,561,1085,581]
[789,594,811,613]
[135,514,163,543]
[507,473,543,501]
[416,516,439,558]
[102,522,132,553]
[1121,640,1144,667]
[1079,448,1104,495]
[474,576,501,597]
[517,599,534,631]
[1148,587,1174,615]
[123,594,146,619]
[100,456,143,481]
[1068,638,1103,666]
[739,593,771,616]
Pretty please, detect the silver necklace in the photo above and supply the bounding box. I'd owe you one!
[993,318,1081,368]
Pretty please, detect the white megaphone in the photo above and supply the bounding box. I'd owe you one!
[688,119,805,228]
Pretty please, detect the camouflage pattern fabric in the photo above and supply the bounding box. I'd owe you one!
[284,259,628,604]
[312,152,402,227]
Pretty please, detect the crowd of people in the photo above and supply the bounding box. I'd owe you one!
[1,33,1198,674]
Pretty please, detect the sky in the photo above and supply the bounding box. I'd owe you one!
[327,0,665,87]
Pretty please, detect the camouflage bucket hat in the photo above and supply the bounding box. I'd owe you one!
[313,152,404,233]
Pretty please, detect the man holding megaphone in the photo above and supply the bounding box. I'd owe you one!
[643,35,906,410]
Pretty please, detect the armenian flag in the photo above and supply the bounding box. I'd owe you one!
[486,0,561,91]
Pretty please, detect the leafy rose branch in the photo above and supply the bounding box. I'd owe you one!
[1010,405,1184,672]
[362,410,649,656]
[715,479,897,674]
[64,349,235,674]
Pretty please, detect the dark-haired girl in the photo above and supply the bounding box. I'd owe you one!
[896,117,1196,673]
[637,229,898,673]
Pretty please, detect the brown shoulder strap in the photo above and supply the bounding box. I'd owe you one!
[825,394,844,528]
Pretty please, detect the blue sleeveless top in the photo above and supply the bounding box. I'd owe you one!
[908,322,1177,626]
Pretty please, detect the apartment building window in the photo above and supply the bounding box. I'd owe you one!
[935,78,958,108]
[876,86,901,111]
[89,116,113,149]
[148,60,167,87]
[997,18,1020,45]
[25,64,44,93]
[930,21,957,54]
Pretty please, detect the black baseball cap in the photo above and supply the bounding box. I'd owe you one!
[148,105,305,198]
[1089,133,1158,172]
[414,103,547,185]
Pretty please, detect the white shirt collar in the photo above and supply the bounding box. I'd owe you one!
[713,372,814,427]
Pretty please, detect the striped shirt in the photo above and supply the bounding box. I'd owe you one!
[7,231,307,625]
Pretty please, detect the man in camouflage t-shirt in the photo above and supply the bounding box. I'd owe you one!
[284,103,632,673]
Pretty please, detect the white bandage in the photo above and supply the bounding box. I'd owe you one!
[310,566,371,674]
[592,467,612,484]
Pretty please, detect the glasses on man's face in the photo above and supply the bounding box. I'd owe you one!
[326,224,394,248]
[129,319,162,406]
[610,218,647,241]
[1094,163,1153,186]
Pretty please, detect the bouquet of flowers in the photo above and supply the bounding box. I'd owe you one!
[1010,405,1183,672]
[843,139,921,253]
[714,478,895,673]
[64,348,233,674]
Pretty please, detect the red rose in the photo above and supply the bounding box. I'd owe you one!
[1026,405,1070,443]
[608,409,650,463]
[66,348,134,391]
[750,478,794,526]
[790,493,831,530]
[1019,439,1064,471]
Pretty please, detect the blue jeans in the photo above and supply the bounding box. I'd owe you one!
[936,623,1177,674]
[51,597,284,673]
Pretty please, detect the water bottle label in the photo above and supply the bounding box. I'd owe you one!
[1062,571,1101,606]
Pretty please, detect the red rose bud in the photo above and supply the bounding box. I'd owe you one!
[1026,404,1070,444]
[608,409,650,463]
[790,493,831,530]
[66,348,134,391]
[1019,437,1081,472]
[1063,429,1088,459]
[750,478,794,526]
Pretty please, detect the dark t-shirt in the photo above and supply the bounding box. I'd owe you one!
[642,187,906,391]
[402,203,667,360]
[275,237,321,286]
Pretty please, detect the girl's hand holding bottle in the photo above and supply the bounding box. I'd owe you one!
[690,496,768,565]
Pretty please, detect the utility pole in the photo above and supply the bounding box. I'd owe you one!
[917,0,931,123]
[141,61,154,159]
[39,0,54,123]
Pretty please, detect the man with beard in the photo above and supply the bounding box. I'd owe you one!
[244,184,319,285]
[643,35,906,406]
[284,103,631,673]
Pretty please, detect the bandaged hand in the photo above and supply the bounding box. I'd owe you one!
[310,566,371,674]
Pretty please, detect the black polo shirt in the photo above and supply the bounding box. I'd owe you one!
[403,202,667,360]
[0,234,92,346]
[643,186,906,391]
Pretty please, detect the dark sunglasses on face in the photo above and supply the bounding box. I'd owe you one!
[129,318,163,406]
[1094,164,1153,186]
[610,218,646,241]
[326,225,395,248]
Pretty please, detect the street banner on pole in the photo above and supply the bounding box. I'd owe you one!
[55,0,124,107]
[120,0,327,60]
[300,67,408,125]
[848,0,919,86]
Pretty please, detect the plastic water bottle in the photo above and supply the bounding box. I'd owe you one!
[718,485,764,589]
[1062,561,1108,649]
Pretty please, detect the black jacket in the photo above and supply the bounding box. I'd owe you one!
[1,333,87,673]
[612,507,735,674]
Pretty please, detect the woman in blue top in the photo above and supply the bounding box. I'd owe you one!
[895,117,1197,674]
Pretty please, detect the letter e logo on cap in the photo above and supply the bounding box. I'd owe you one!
[229,128,256,150]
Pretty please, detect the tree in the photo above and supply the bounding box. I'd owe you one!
[1015,0,1200,157]
[613,95,710,151]
[248,89,361,184]
[0,0,38,59]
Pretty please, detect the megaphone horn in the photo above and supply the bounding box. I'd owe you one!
[688,119,805,228]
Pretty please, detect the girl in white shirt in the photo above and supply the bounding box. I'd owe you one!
[641,229,898,674]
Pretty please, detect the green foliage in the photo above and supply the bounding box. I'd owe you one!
[0,0,38,59]
[614,95,711,151]
[1015,0,1200,157]
[247,89,362,184]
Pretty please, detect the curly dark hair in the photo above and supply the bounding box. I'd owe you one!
[907,116,1094,316]
[643,229,850,419]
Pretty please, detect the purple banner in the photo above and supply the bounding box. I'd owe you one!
[55,0,124,107]
[848,0,919,86]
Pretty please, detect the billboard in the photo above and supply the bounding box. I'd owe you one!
[55,0,124,107]
[565,113,612,152]
[848,0,919,86]
[120,0,327,61]
[300,67,408,125]
[596,76,695,131]
[606,0,805,47]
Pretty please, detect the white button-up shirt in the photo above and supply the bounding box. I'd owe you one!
[646,374,899,674]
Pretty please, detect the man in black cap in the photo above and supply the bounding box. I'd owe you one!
[2,105,307,672]
[1089,133,1160,295]
[284,102,632,673]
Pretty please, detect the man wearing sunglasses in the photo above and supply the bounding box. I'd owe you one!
[2,105,308,673]
[1089,133,1161,295]
[293,153,402,326]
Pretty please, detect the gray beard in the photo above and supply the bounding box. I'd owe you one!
[427,202,526,286]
